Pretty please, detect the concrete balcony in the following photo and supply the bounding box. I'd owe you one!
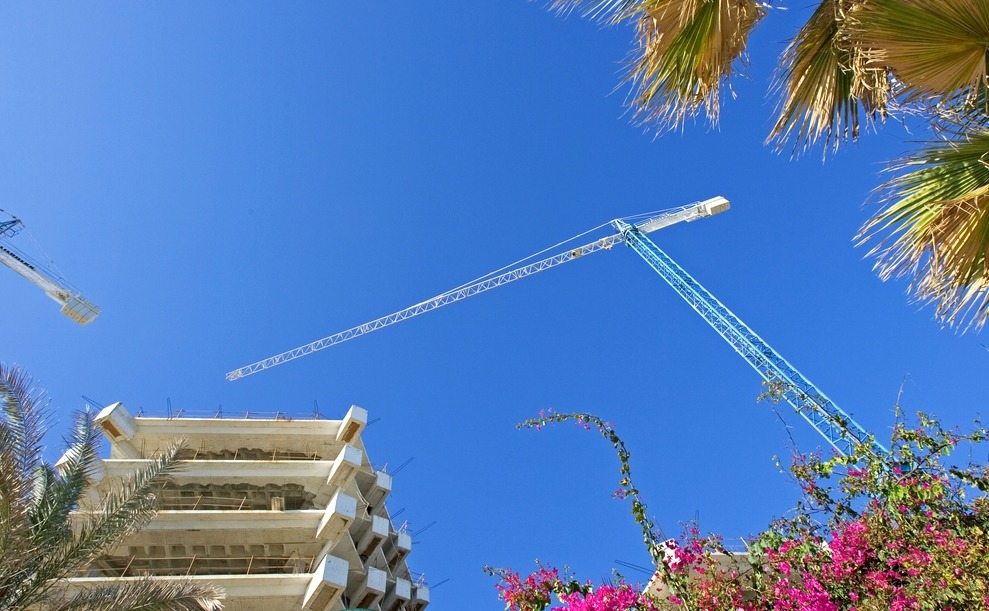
[355,515,389,560]
[94,402,365,463]
[358,469,392,511]
[345,565,387,610]
[335,405,367,444]
[411,584,430,611]
[381,576,411,611]
[315,490,357,543]
[385,531,412,570]
[327,444,363,490]
[303,554,349,611]
[86,454,361,510]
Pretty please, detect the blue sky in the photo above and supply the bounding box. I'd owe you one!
[2,3,986,609]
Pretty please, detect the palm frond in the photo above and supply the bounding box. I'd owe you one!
[55,443,185,571]
[0,364,49,480]
[925,83,989,138]
[52,409,102,497]
[28,464,74,550]
[859,126,989,331]
[0,428,31,563]
[0,364,50,606]
[625,0,767,131]
[28,411,101,557]
[0,451,36,606]
[851,0,989,103]
[768,0,889,154]
[9,443,186,608]
[60,445,184,564]
[549,0,644,23]
[46,578,223,611]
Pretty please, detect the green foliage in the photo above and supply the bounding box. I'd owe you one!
[545,0,989,332]
[497,401,989,610]
[0,364,223,611]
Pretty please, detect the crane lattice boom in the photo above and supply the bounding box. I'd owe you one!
[226,198,729,380]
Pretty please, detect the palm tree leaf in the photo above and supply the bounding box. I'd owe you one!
[55,443,185,571]
[851,0,989,102]
[859,126,989,331]
[549,0,644,23]
[29,411,101,557]
[45,577,223,611]
[626,0,767,130]
[0,369,207,610]
[29,464,74,550]
[9,443,186,609]
[931,84,989,135]
[0,364,49,481]
[768,0,889,154]
[0,364,50,606]
[0,428,31,564]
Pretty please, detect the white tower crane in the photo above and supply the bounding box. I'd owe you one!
[0,211,100,325]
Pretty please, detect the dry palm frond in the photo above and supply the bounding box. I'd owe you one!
[933,85,989,133]
[850,0,989,103]
[859,127,989,331]
[769,0,889,154]
[626,0,767,131]
[549,0,644,23]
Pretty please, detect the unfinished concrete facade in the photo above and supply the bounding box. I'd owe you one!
[64,402,429,611]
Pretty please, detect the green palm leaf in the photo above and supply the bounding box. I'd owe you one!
[6,441,187,609]
[0,365,49,604]
[47,578,223,611]
[627,0,767,130]
[850,0,989,102]
[0,366,218,610]
[0,365,48,484]
[769,0,889,154]
[30,411,101,551]
[859,126,989,331]
[47,443,185,579]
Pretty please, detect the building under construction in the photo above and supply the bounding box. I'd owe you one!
[63,402,429,611]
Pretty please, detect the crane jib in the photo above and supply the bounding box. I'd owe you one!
[227,198,729,381]
[0,214,101,326]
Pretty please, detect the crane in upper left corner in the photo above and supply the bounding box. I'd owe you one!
[0,210,100,325]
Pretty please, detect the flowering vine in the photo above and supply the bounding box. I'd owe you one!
[488,405,989,610]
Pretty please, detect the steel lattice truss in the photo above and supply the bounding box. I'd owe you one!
[616,222,886,457]
[227,203,711,381]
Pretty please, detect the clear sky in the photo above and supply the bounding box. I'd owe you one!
[2,3,986,609]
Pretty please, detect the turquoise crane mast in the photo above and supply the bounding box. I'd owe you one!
[613,218,886,457]
[229,197,885,456]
